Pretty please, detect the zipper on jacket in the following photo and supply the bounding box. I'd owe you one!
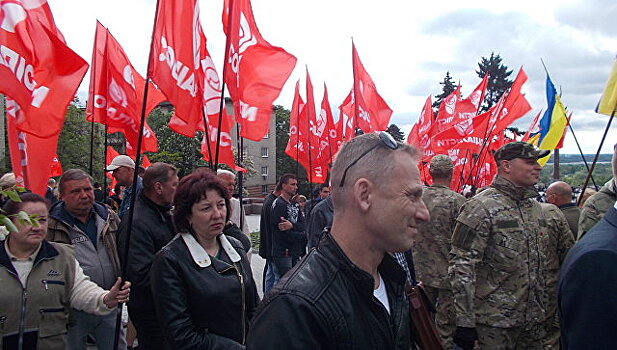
[18,289,27,350]
[233,263,247,344]
[0,315,6,331]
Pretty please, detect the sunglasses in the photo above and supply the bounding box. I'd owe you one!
[338,131,399,187]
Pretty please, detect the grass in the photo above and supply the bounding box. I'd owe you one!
[250,231,260,250]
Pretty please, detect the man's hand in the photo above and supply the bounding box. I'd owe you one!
[278,217,293,231]
[453,326,478,350]
[103,277,131,308]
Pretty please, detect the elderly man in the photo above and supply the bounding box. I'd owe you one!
[414,154,465,348]
[107,155,142,218]
[546,181,579,238]
[217,169,251,255]
[47,169,124,350]
[247,132,429,349]
[118,162,179,350]
[450,141,550,349]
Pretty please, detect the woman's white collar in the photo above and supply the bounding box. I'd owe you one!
[181,232,241,267]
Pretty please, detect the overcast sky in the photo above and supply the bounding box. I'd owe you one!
[50,0,617,155]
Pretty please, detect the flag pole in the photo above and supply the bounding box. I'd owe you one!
[566,116,598,190]
[112,0,160,348]
[89,119,95,176]
[103,125,108,204]
[201,108,214,169]
[351,38,360,136]
[235,124,245,231]
[215,0,236,171]
[577,110,615,206]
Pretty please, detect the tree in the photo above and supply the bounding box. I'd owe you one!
[386,124,405,142]
[476,52,513,112]
[432,71,457,111]
[57,100,106,183]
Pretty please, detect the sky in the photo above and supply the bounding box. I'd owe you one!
[50,0,617,155]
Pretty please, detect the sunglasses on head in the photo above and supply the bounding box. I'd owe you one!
[338,131,399,187]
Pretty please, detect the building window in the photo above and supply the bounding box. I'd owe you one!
[261,166,268,177]
[261,147,269,158]
[261,185,268,194]
[263,131,270,139]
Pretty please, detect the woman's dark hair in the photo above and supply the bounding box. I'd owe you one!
[3,192,50,218]
[173,168,230,233]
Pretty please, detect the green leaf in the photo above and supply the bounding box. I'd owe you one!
[2,217,18,233]
[5,190,20,202]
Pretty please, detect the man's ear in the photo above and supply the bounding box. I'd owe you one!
[154,182,163,195]
[500,160,511,174]
[352,177,373,212]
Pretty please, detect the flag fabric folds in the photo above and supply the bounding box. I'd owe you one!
[351,43,392,133]
[596,58,617,116]
[223,0,297,141]
[87,21,163,156]
[537,74,568,166]
[0,0,88,138]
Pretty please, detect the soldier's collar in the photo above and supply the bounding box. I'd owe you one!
[490,176,538,201]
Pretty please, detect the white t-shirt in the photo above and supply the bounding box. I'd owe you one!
[373,274,390,314]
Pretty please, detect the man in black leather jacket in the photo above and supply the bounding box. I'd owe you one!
[117,163,179,350]
[247,132,430,349]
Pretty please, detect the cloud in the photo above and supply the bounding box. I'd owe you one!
[555,0,617,37]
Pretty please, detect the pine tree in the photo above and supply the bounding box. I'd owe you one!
[386,124,405,142]
[476,52,513,112]
[432,71,457,111]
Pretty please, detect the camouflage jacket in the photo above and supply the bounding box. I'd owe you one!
[449,175,545,328]
[578,179,616,239]
[414,185,465,289]
[538,203,574,318]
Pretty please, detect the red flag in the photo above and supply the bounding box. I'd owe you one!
[407,96,434,154]
[87,21,164,155]
[141,154,151,169]
[352,43,392,133]
[555,112,572,149]
[489,68,532,136]
[105,146,119,190]
[463,74,489,115]
[285,80,309,169]
[200,113,245,172]
[305,68,318,174]
[50,154,62,177]
[521,110,542,142]
[5,99,58,196]
[319,83,340,162]
[0,0,88,138]
[433,86,461,134]
[223,0,297,141]
[432,111,492,154]
[338,90,354,141]
[149,0,207,125]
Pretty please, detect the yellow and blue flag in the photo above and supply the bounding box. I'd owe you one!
[538,75,568,166]
[596,58,617,116]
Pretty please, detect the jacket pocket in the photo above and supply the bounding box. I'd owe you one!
[38,308,68,337]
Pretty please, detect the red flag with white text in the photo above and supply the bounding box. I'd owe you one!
[407,96,434,158]
[0,0,88,138]
[285,80,309,169]
[319,83,340,162]
[338,90,354,141]
[87,21,163,155]
[352,43,392,133]
[51,154,62,177]
[223,0,297,140]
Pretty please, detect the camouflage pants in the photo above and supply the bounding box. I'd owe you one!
[542,315,560,349]
[476,323,545,350]
[424,285,455,349]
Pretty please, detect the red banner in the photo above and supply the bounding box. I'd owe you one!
[223,0,297,141]
[285,80,309,169]
[0,0,88,138]
[407,96,434,158]
[87,21,163,155]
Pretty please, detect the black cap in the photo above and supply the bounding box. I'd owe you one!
[493,141,551,162]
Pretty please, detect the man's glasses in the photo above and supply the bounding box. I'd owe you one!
[338,131,399,187]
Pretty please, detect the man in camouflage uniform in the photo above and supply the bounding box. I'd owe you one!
[538,202,575,349]
[450,142,550,350]
[545,181,579,239]
[413,154,465,348]
[578,143,617,239]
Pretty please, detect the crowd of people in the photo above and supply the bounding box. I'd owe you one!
[1,135,616,349]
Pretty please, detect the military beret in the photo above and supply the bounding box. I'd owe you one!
[493,141,550,162]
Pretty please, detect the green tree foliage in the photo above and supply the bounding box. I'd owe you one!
[57,101,105,183]
[386,124,405,143]
[274,105,312,195]
[432,71,457,111]
[146,108,207,177]
[539,163,612,188]
[476,52,513,112]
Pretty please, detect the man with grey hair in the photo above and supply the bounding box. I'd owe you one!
[118,162,178,350]
[107,155,142,218]
[47,169,124,350]
[247,132,429,349]
[546,181,579,238]
[217,169,251,248]
[413,154,465,348]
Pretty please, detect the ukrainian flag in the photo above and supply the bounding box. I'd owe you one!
[596,58,617,116]
[538,75,568,166]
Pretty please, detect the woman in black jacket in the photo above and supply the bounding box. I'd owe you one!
[151,168,259,350]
